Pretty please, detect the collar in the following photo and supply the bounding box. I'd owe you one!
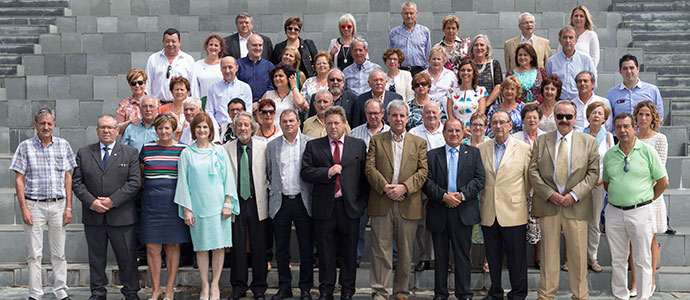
[439,36,462,46]
[423,123,442,134]
[223,77,237,85]
[32,135,54,147]
[283,133,299,145]
[575,93,594,104]
[614,137,642,155]
[390,130,406,142]
[556,130,574,143]
[238,138,253,148]
[239,33,251,41]
[328,134,346,145]
[520,34,533,44]
[99,141,115,150]
[494,135,511,148]
[445,144,459,153]
[158,49,185,61]
[619,79,643,90]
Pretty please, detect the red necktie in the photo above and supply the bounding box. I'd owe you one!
[332,140,341,194]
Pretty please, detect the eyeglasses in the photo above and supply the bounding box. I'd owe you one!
[556,114,574,120]
[624,156,630,172]
[130,80,145,86]
[490,120,510,126]
[469,123,485,128]
[366,111,382,116]
[412,81,429,88]
[287,26,301,32]
[340,24,353,30]
[166,65,172,79]
[328,78,343,82]
[260,109,276,115]
[97,125,117,131]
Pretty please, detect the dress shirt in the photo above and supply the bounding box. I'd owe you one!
[99,142,113,161]
[606,80,664,123]
[280,135,302,195]
[444,144,466,199]
[557,30,600,67]
[494,136,510,173]
[553,130,579,201]
[237,56,275,101]
[343,60,381,95]
[239,34,249,58]
[205,78,253,125]
[389,23,431,68]
[328,135,346,198]
[390,131,406,184]
[572,94,612,132]
[144,49,195,103]
[545,50,597,101]
[520,34,534,45]
[121,122,158,151]
[9,136,77,199]
[408,123,445,151]
[349,123,390,149]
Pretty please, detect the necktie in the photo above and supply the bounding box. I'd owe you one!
[239,144,251,200]
[332,140,341,194]
[556,136,568,186]
[448,148,458,193]
[102,146,110,167]
[224,124,234,143]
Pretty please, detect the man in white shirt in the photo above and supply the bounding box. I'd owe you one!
[572,71,612,132]
[205,56,253,126]
[145,28,195,104]
[179,97,221,145]
[224,12,273,60]
[504,13,552,70]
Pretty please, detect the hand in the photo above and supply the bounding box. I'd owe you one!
[330,43,340,57]
[595,179,603,188]
[130,114,140,126]
[222,207,233,220]
[21,208,33,226]
[252,101,260,112]
[443,192,462,208]
[328,164,342,177]
[90,199,109,213]
[62,209,72,226]
[462,127,471,139]
[561,193,576,207]
[98,197,113,209]
[548,192,563,206]
[386,184,407,201]
[289,74,298,89]
[184,208,195,226]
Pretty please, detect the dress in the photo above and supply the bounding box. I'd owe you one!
[301,76,328,102]
[485,103,525,138]
[191,59,222,99]
[476,59,503,104]
[406,97,447,130]
[506,67,547,104]
[447,86,488,128]
[140,142,190,244]
[462,136,489,244]
[174,142,240,251]
[639,133,668,233]
[263,90,298,126]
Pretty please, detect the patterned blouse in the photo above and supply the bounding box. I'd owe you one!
[435,36,471,71]
[301,76,328,103]
[505,67,547,104]
[486,103,525,138]
[476,59,503,100]
[447,86,488,128]
[406,97,447,131]
[116,96,141,124]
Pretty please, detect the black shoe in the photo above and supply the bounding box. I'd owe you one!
[136,257,147,266]
[340,293,353,300]
[125,294,141,300]
[415,260,430,272]
[432,296,447,300]
[59,298,72,300]
[666,226,677,235]
[300,291,312,300]
[28,298,37,300]
[317,294,334,300]
[271,289,293,300]
[88,296,106,300]
[254,295,266,300]
[228,292,247,300]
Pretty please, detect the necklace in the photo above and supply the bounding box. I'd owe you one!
[475,59,488,73]
[341,40,351,64]
[260,125,276,138]
[276,89,290,102]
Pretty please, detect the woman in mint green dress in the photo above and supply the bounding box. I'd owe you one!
[174,112,239,300]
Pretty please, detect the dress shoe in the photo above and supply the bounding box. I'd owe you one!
[60,297,72,300]
[137,257,148,266]
[300,291,312,300]
[415,260,430,272]
[432,296,447,300]
[254,295,266,300]
[340,293,352,300]
[228,292,246,300]
[666,226,677,235]
[88,296,106,300]
[271,289,293,300]
[317,294,334,300]
[28,298,37,300]
[125,294,141,300]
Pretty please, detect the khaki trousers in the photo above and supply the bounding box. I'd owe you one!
[587,185,606,260]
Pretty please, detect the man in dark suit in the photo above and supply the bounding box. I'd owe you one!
[422,118,485,300]
[308,69,361,127]
[301,106,368,300]
[356,70,402,123]
[224,12,273,60]
[72,115,142,300]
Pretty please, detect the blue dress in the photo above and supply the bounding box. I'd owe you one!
[139,142,190,244]
[174,142,239,251]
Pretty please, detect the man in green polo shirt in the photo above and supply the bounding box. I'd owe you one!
[603,112,668,300]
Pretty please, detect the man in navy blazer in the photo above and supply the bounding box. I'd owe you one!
[72,115,142,300]
[355,70,402,124]
[224,12,273,60]
[422,118,485,300]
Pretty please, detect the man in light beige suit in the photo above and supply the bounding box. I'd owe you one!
[504,12,552,70]
[366,100,428,300]
[478,110,531,300]
[529,100,599,300]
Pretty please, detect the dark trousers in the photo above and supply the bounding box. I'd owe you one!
[84,223,140,297]
[432,218,473,299]
[230,197,269,296]
[313,198,359,296]
[482,221,528,300]
[273,194,314,292]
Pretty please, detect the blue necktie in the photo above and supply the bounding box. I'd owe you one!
[448,148,458,193]
[102,146,110,167]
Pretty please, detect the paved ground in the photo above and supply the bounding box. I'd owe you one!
[1,287,689,300]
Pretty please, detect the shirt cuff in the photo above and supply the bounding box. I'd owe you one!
[460,192,465,201]
[569,191,579,202]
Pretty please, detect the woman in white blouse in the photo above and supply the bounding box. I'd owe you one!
[191,34,224,99]
[422,45,458,112]
[558,5,600,67]
[383,48,414,102]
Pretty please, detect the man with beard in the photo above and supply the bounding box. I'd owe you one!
[356,70,403,124]
[309,69,361,127]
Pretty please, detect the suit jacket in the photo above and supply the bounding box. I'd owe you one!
[365,131,428,220]
[272,38,319,77]
[224,33,273,61]
[266,133,313,218]
[224,137,270,221]
[356,91,403,124]
[504,35,552,71]
[309,90,361,128]
[301,135,368,220]
[422,144,485,232]
[72,142,141,226]
[478,138,531,227]
[528,131,599,220]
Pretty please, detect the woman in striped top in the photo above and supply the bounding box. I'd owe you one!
[139,114,190,300]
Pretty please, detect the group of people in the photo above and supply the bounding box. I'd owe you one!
[11,2,673,300]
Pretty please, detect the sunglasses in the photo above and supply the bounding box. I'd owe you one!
[156,113,174,119]
[130,80,145,86]
[287,26,301,32]
[166,65,172,79]
[412,81,429,88]
[624,156,630,173]
[340,24,353,30]
[555,114,574,120]
[328,78,343,82]
[260,109,276,115]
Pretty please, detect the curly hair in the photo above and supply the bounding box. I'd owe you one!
[633,100,662,131]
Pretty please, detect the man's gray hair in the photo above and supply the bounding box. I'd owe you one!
[518,12,534,24]
[324,106,347,123]
[97,114,118,127]
[140,95,159,107]
[34,107,55,123]
[489,110,514,131]
[559,25,576,38]
[576,70,596,85]
[315,90,334,103]
[364,99,384,113]
[402,1,417,11]
[235,12,253,24]
[387,99,409,116]
[423,100,440,111]
[232,111,259,135]
[328,68,344,79]
[553,99,578,116]
[182,97,202,108]
[352,36,368,50]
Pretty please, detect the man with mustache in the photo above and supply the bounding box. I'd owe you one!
[309,69,361,127]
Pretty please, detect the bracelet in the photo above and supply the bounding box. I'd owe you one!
[223,203,232,208]
[65,207,73,211]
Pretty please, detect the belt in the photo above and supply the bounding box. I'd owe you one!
[25,196,63,202]
[610,199,653,211]
[282,193,301,199]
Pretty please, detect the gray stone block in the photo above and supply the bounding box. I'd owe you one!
[493,0,515,11]
[616,28,632,48]
[542,11,565,29]
[60,32,82,53]
[96,17,118,33]
[76,16,97,33]
[137,16,159,32]
[110,0,131,16]
[79,100,103,127]
[169,0,190,15]
[8,99,31,127]
[69,0,90,16]
[498,12,520,30]
[30,100,55,118]
[117,16,139,33]
[108,54,132,76]
[658,235,685,266]
[44,53,65,75]
[145,32,162,52]
[210,0,232,15]
[188,0,208,15]
[0,101,6,127]
[56,99,80,127]
[130,0,150,15]
[157,15,180,33]
[430,0,451,11]
[4,77,26,100]
[59,128,87,154]
[56,17,76,33]
[366,12,389,34]
[473,0,492,12]
[93,76,118,103]
[86,53,109,76]
[70,75,93,100]
[9,129,33,153]
[26,75,48,100]
[178,16,199,32]
[0,126,7,154]
[302,13,325,33]
[22,55,44,76]
[131,52,150,69]
[368,0,386,12]
[90,0,111,16]
[307,0,328,13]
[0,191,13,225]
[39,34,61,54]
[515,0,535,12]
[121,33,147,53]
[327,0,349,14]
[48,76,71,99]
[65,53,87,75]
[471,13,499,32]
[102,32,125,53]
[81,33,103,53]
[535,0,576,12]
[149,0,171,15]
[259,14,283,33]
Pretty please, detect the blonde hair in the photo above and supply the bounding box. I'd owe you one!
[501,75,523,97]
[338,13,357,37]
[569,5,595,31]
[428,45,447,62]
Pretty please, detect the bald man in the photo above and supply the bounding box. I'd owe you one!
[206,56,253,126]
[355,70,402,123]
[237,34,275,102]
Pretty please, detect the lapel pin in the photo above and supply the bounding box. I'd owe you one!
[114,153,118,157]
[464,151,467,154]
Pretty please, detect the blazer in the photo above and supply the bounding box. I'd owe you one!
[72,142,141,227]
[422,144,485,232]
[272,38,319,77]
[356,91,403,124]
[503,35,552,71]
[266,133,313,218]
[224,32,273,61]
[365,132,428,220]
[301,135,368,220]
[478,138,531,227]
[528,130,599,220]
[309,90,361,128]
[224,137,270,221]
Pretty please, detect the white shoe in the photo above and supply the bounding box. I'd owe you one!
[630,289,637,297]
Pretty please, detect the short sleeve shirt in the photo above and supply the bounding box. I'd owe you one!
[9,136,77,199]
[603,138,666,206]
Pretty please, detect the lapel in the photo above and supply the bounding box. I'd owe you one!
[227,140,238,172]
[435,147,449,187]
[545,131,557,166]
[90,143,105,172]
[380,132,394,170]
[274,138,284,176]
[231,34,240,53]
[485,140,495,177]
[496,138,517,174]
[319,137,334,165]
[103,142,122,173]
[398,133,413,173]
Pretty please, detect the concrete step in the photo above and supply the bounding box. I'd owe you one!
[0,7,69,16]
[657,75,690,88]
[646,64,690,76]
[622,11,690,22]
[0,54,20,64]
[670,111,690,127]
[669,98,690,113]
[632,41,687,53]
[614,1,690,12]
[0,44,36,55]
[660,126,689,157]
[0,64,22,76]
[0,25,52,35]
[0,35,39,44]
[632,31,690,42]
[622,21,690,31]
[0,16,57,25]
[0,0,68,8]
[659,87,690,99]
[645,53,690,66]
